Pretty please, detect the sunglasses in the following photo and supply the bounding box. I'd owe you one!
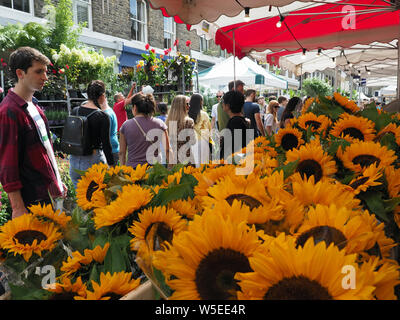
[217,95,222,98]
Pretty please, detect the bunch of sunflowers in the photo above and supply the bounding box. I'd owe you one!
[1,91,400,300]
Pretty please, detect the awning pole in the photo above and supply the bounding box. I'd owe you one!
[397,36,400,99]
[233,30,236,90]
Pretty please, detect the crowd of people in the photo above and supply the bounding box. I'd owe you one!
[0,46,306,219]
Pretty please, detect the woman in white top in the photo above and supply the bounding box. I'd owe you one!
[188,93,212,166]
[264,100,280,136]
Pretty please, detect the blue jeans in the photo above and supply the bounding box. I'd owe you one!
[69,150,107,189]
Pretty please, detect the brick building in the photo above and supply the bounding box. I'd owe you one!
[0,0,226,72]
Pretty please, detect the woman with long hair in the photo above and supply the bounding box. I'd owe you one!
[280,96,303,129]
[188,93,212,166]
[69,80,114,188]
[119,93,171,168]
[166,95,197,165]
[264,100,280,136]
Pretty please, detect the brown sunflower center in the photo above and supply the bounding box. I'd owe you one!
[195,248,251,300]
[341,127,364,141]
[352,155,381,168]
[264,275,333,300]
[349,177,369,190]
[225,194,263,210]
[296,159,323,182]
[144,222,173,251]
[296,226,347,250]
[14,230,47,245]
[281,134,299,151]
[305,120,321,130]
[86,180,99,202]
[103,292,123,300]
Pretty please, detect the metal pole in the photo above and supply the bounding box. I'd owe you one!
[182,65,185,94]
[233,30,236,90]
[1,70,4,99]
[397,37,400,99]
[65,75,71,115]
[196,60,199,93]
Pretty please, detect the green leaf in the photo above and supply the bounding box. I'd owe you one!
[153,267,173,298]
[151,182,195,207]
[72,168,87,176]
[383,197,400,212]
[273,159,299,180]
[326,137,351,156]
[92,231,109,248]
[103,239,128,274]
[88,264,99,285]
[358,191,390,223]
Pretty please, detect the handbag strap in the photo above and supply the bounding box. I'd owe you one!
[133,117,149,141]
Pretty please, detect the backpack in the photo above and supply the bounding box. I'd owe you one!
[61,107,100,156]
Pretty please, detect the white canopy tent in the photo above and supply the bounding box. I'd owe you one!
[381,85,397,96]
[198,56,288,90]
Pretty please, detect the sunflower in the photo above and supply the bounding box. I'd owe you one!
[201,199,253,224]
[337,141,396,173]
[286,138,337,182]
[297,112,331,134]
[168,198,200,219]
[330,114,376,143]
[29,203,71,231]
[0,214,62,262]
[357,211,397,262]
[162,170,184,187]
[235,234,375,300]
[201,174,283,224]
[107,164,149,184]
[76,163,108,210]
[152,212,262,300]
[129,206,187,252]
[375,123,400,146]
[289,173,360,211]
[243,154,279,177]
[294,204,382,255]
[301,97,315,114]
[274,127,304,151]
[359,257,400,300]
[193,164,237,199]
[333,92,360,114]
[75,272,141,300]
[346,163,383,195]
[47,276,87,300]
[93,184,153,229]
[60,243,110,278]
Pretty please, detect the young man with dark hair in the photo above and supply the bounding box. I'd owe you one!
[217,80,245,131]
[0,47,67,219]
[277,96,288,122]
[219,90,251,160]
[244,89,265,137]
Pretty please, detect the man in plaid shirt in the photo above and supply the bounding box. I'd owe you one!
[0,47,67,219]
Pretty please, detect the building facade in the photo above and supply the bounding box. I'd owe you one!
[0,0,226,72]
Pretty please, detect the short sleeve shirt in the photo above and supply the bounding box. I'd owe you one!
[113,100,127,131]
[120,116,167,168]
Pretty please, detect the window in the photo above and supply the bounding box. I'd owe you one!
[200,36,209,52]
[74,0,91,29]
[130,0,146,42]
[163,17,175,49]
[0,0,30,13]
